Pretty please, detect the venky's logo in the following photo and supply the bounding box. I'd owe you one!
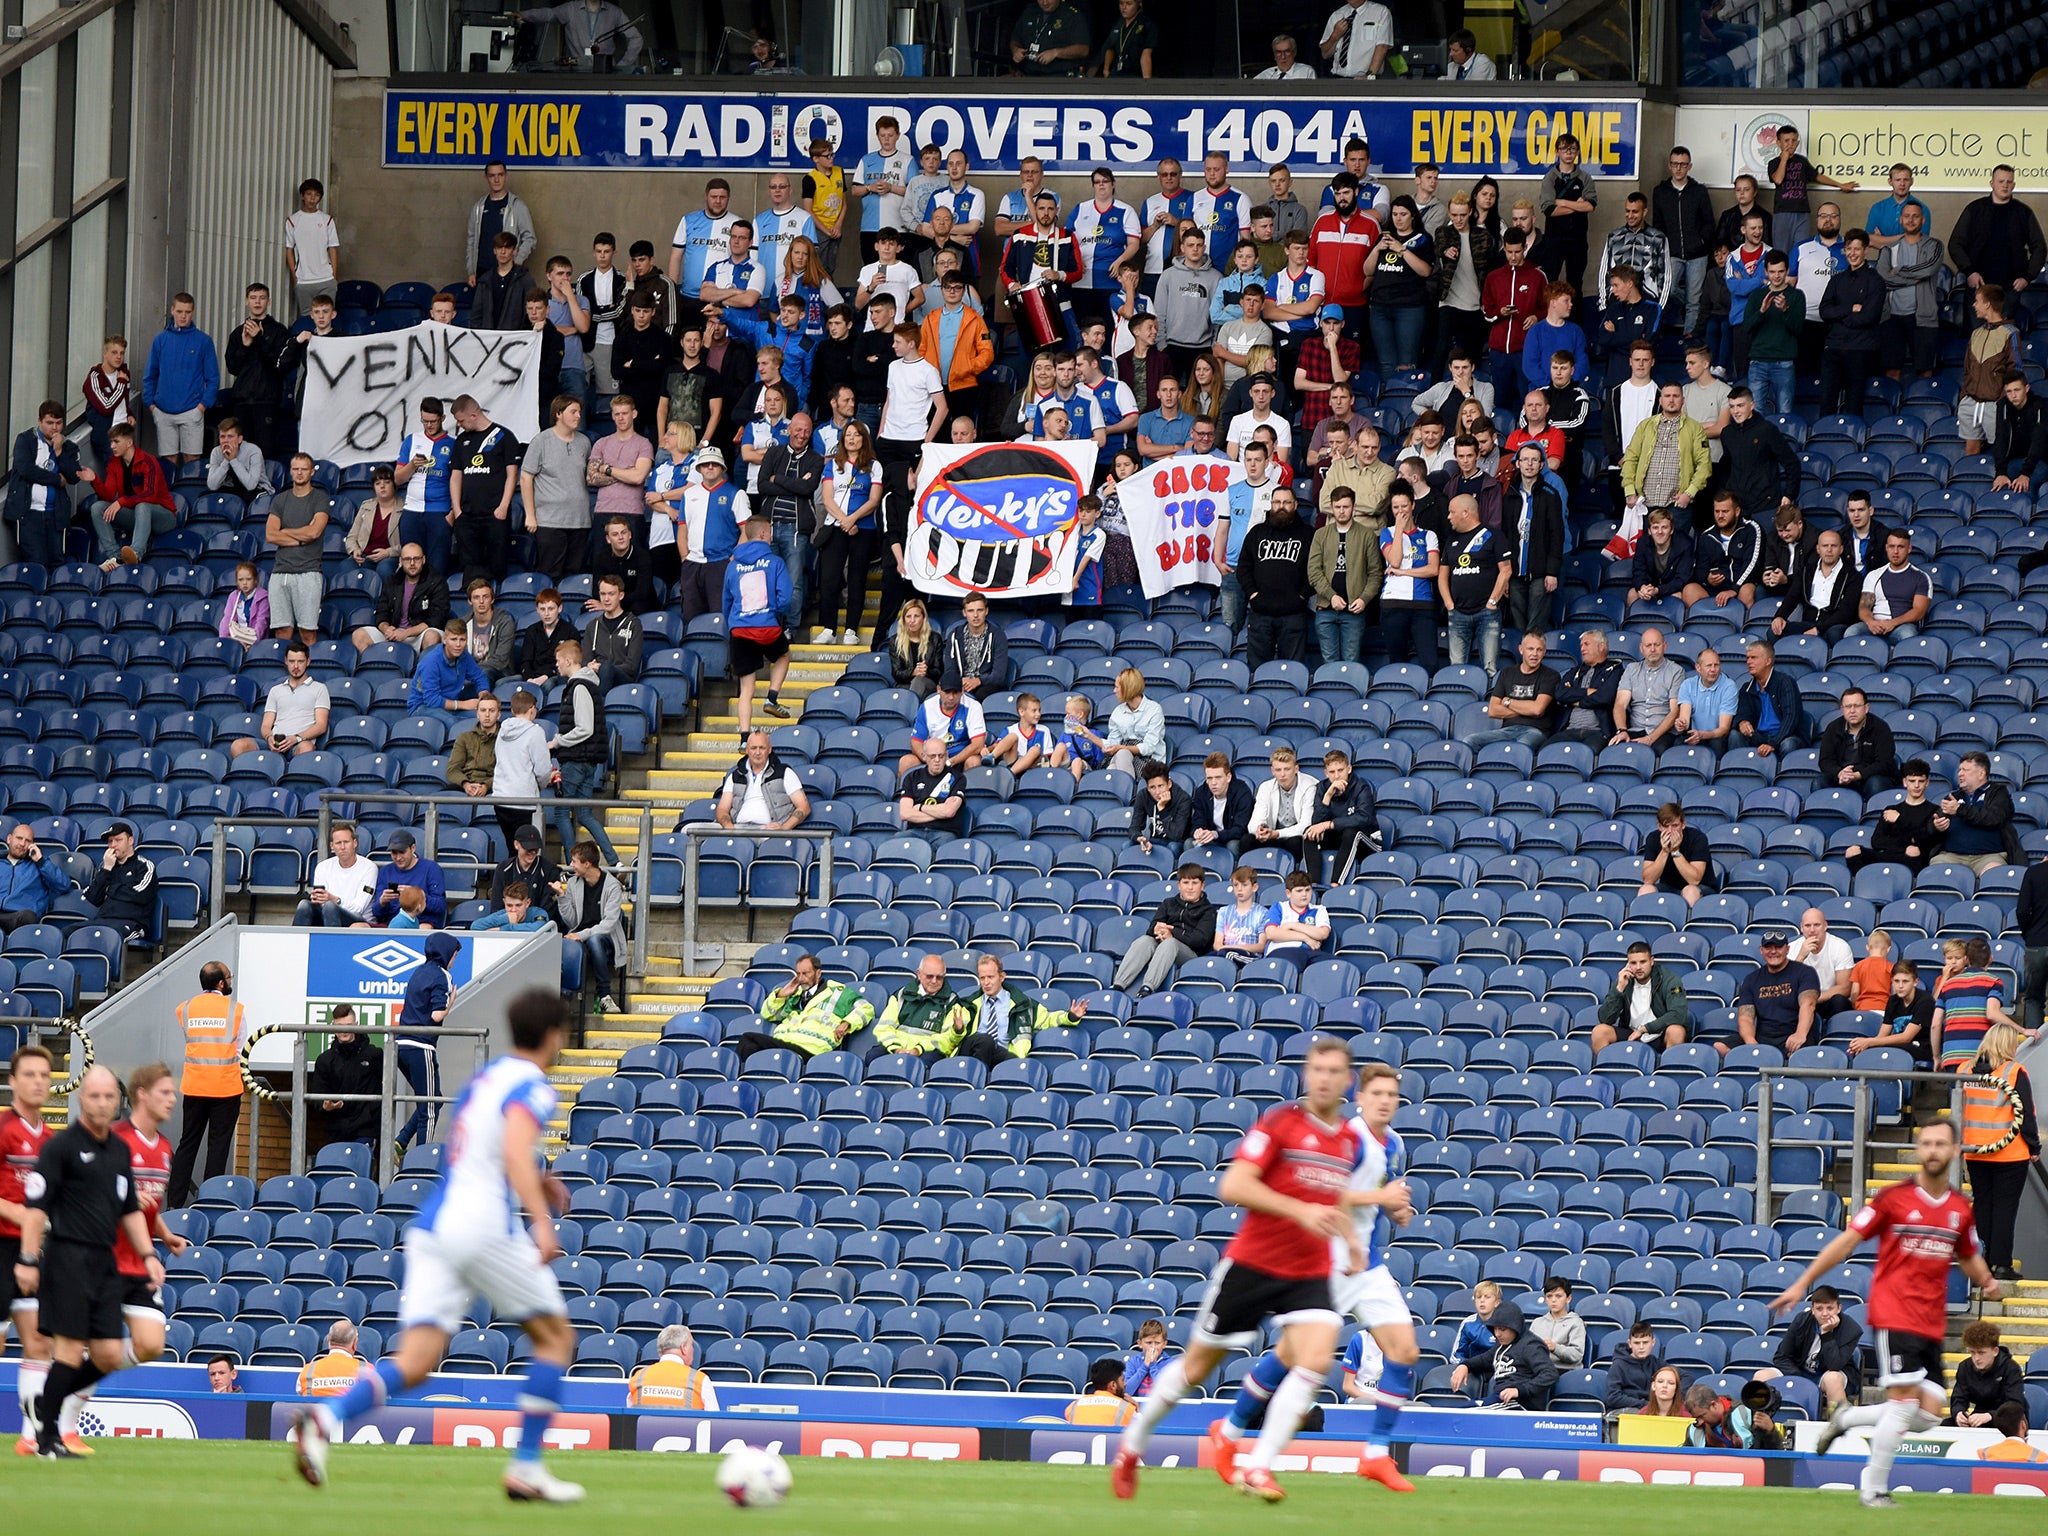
[354,940,425,981]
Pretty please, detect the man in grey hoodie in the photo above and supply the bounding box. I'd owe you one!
[492,688,554,852]
[1155,225,1221,374]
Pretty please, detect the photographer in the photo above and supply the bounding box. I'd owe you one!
[1685,1381,1783,1449]
[0,822,72,933]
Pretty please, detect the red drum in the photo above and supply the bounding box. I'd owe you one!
[1011,282,1060,352]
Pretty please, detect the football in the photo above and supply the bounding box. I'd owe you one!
[717,1445,793,1508]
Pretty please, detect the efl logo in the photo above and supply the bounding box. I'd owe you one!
[431,1408,609,1452]
[77,1400,198,1440]
[800,1423,979,1461]
[1581,1450,1764,1487]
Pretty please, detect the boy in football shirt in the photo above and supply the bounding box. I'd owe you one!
[1775,1120,1999,1506]
[1262,870,1331,957]
[394,397,455,573]
[1210,1061,1420,1492]
[1113,1037,1361,1503]
[988,692,1057,771]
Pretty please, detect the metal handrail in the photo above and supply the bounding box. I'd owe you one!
[311,790,658,976]
[1753,1065,1968,1219]
[244,1020,494,1184]
[677,822,838,972]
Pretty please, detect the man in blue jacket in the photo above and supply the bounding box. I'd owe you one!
[5,402,84,567]
[1735,637,1805,756]
[406,628,490,715]
[722,513,794,736]
[140,294,220,466]
[371,829,447,928]
[0,823,71,933]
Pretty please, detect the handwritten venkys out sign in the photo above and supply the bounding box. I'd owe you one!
[300,321,545,467]
[1120,456,1243,599]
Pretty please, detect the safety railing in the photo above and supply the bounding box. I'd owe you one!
[242,1020,494,1186]
[1754,1065,1969,1218]
[678,822,838,973]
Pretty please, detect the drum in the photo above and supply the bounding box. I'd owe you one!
[1011,281,1060,352]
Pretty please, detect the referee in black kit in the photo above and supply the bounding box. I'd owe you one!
[12,1064,161,1459]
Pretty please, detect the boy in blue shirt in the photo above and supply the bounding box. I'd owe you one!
[1065,496,1106,615]
[395,396,455,574]
[1051,694,1107,781]
[1261,870,1331,956]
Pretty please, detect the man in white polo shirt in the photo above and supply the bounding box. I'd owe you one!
[295,822,378,927]
[231,639,330,758]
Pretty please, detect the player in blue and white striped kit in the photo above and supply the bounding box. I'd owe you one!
[1209,1060,1421,1492]
[291,990,583,1504]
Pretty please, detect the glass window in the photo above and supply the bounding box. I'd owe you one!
[22,0,63,31]
[73,13,118,199]
[67,204,111,398]
[10,244,55,440]
[14,49,59,240]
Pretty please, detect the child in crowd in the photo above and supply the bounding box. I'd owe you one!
[1122,1319,1175,1399]
[1262,870,1331,957]
[1213,866,1269,964]
[1850,929,1895,1013]
[82,335,131,466]
[989,692,1056,771]
[1531,1276,1585,1368]
[388,885,428,930]
[1065,495,1106,617]
[1448,1280,1503,1398]
[218,560,270,648]
[1050,694,1106,780]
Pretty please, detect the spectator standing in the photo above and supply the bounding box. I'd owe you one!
[1308,485,1380,664]
[295,823,376,928]
[393,397,455,575]
[555,843,626,1012]
[1502,442,1565,635]
[1241,489,1312,668]
[813,419,879,645]
[1011,0,1090,74]
[81,335,131,468]
[722,516,795,734]
[139,294,217,467]
[1596,193,1671,309]
[1930,752,2023,876]
[1592,941,1690,1052]
[1817,233,1884,416]
[263,454,330,646]
[6,400,84,567]
[469,232,535,330]
[1766,124,1856,251]
[1320,0,1392,77]
[2019,850,2048,1034]
[1536,136,1597,291]
[520,397,594,584]
[1652,147,1715,340]
[577,233,629,401]
[86,423,174,572]
[283,178,339,316]
[1950,165,2048,295]
[585,395,653,563]
[306,1011,381,1147]
[1366,199,1435,370]
[222,284,289,457]
[1959,286,2019,456]
[448,396,522,587]
[1875,203,1944,380]
[491,695,555,852]
[1437,495,1508,675]
[1962,1023,2038,1283]
[1378,488,1440,669]
[463,161,534,285]
[548,640,620,867]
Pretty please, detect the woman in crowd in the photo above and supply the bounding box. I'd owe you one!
[1471,176,1504,250]
[1102,667,1168,777]
[1183,354,1225,423]
[815,418,882,645]
[778,235,843,340]
[1635,1365,1687,1418]
[889,595,941,698]
[643,418,698,590]
[1366,195,1437,372]
[1964,1021,2039,1283]
[1006,350,1058,437]
[1094,449,1144,591]
[345,464,402,568]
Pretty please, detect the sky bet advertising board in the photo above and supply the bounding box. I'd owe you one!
[384,88,1639,179]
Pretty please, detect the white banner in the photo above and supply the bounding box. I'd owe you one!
[1118,455,1244,599]
[905,439,1098,602]
[299,321,545,467]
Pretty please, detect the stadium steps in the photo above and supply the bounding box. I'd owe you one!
[543,958,718,1140]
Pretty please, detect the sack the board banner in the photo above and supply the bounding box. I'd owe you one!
[905,439,1098,602]
[300,321,545,467]
[385,90,1640,178]
[1118,456,1243,598]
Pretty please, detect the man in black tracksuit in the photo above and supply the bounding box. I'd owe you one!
[84,821,157,941]
[223,287,293,456]
[1716,390,1801,533]
[1242,491,1312,668]
[1817,235,1885,416]
[1306,751,1380,884]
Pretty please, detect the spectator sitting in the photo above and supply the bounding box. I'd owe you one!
[83,820,156,942]
[6,398,85,568]
[1685,1382,1781,1449]
[470,879,554,935]
[1248,746,1319,863]
[1115,862,1216,996]
[1255,31,1318,78]
[1262,869,1331,958]
[489,822,559,913]
[717,728,811,832]
[371,828,447,929]
[1065,1358,1135,1425]
[1638,801,1715,907]
[1753,1282,1862,1410]
[1732,930,1819,1056]
[1050,693,1108,781]
[1979,1401,2048,1462]
[953,952,1084,1067]
[888,597,942,699]
[1468,632,1560,752]
[87,423,175,572]
[1603,1320,1665,1413]
[295,823,377,928]
[1734,637,1804,756]
[206,419,268,500]
[1123,1319,1174,1397]
[942,593,1008,698]
[217,561,271,650]
[1130,763,1192,859]
[1930,750,2023,876]
[446,693,500,800]
[989,691,1057,772]
[1304,748,1380,884]
[1445,27,1495,79]
[307,1005,382,1146]
[898,735,967,839]
[1212,865,1271,967]
[627,1325,720,1410]
[556,840,627,1012]
[208,1357,241,1394]
[353,543,448,654]
[585,518,655,616]
[519,589,576,684]
[407,628,489,716]
[460,579,518,685]
[1102,669,1168,777]
[1611,625,1683,751]
[1627,508,1698,609]
[1481,1302,1557,1409]
[1853,529,1933,640]
[1530,1276,1584,1368]
[1816,687,1899,797]
[863,954,969,1062]
[387,884,429,929]
[1630,1365,1688,1420]
[1550,628,1627,752]
[1674,645,1739,752]
[1592,940,1691,1053]
[0,823,70,934]
[1789,906,1857,1019]
[901,671,987,774]
[738,954,878,1066]
[1951,1320,2026,1428]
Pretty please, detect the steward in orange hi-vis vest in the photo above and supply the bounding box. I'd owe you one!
[627,1328,720,1410]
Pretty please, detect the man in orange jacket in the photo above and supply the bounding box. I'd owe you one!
[626,1324,720,1410]
[167,960,245,1208]
[918,271,994,435]
[298,1320,370,1397]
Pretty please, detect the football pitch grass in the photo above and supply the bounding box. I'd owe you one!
[7,1441,2048,1536]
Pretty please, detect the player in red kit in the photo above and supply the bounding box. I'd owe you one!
[1,1044,54,1454]
[1773,1120,1998,1506]
[1112,1035,1361,1504]
[50,1061,186,1451]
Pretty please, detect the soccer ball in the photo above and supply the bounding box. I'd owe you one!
[716,1446,792,1508]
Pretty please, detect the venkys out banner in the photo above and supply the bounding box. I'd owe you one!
[905,440,1097,602]
[300,322,544,467]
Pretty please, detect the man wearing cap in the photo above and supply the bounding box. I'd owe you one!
[370,829,447,929]
[168,959,245,1207]
[488,822,560,913]
[295,821,378,927]
[677,444,750,625]
[1733,932,1820,1057]
[84,821,157,942]
[899,669,988,773]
